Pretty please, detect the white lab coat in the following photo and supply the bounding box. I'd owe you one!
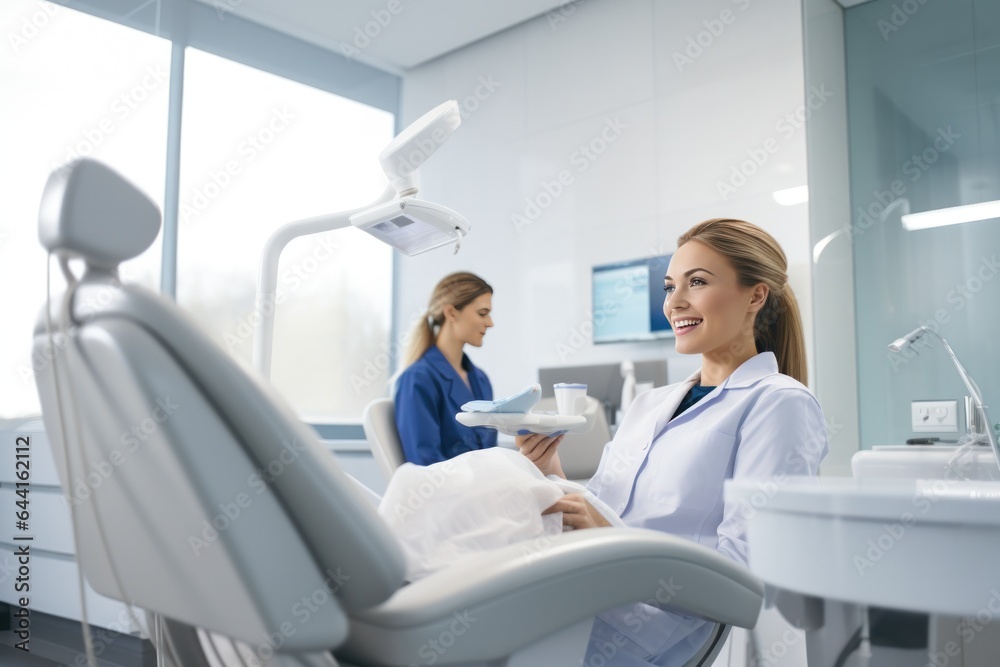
[583,351,829,666]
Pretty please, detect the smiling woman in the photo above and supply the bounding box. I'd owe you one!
[667,218,807,386]
[517,219,826,666]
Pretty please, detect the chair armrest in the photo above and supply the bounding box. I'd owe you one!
[338,528,763,666]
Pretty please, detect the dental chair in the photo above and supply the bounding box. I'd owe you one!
[362,398,405,483]
[32,158,764,667]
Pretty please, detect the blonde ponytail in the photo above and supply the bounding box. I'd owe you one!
[754,283,808,385]
[403,314,439,369]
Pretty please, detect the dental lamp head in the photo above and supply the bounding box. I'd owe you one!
[349,100,470,256]
[253,100,472,379]
[351,197,469,256]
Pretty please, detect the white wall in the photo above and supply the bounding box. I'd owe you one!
[803,0,858,476]
[396,0,814,408]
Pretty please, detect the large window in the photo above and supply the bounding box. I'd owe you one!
[0,5,396,423]
[176,48,395,422]
[0,1,169,418]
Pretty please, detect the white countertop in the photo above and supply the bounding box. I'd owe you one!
[725,476,1000,615]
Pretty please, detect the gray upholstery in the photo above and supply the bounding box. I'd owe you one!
[38,282,407,600]
[33,159,764,666]
[36,316,350,647]
[33,159,406,650]
[338,528,761,665]
[362,398,405,482]
[38,159,161,268]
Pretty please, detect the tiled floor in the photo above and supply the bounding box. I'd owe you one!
[0,643,60,666]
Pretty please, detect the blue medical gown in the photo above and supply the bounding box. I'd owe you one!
[394,346,497,465]
[583,352,829,665]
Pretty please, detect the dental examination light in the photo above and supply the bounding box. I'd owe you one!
[888,326,1000,473]
[252,100,470,378]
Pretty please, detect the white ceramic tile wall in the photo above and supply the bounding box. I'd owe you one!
[398,0,816,402]
[521,0,656,137]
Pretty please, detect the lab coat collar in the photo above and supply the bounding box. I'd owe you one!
[677,351,779,389]
[654,379,700,436]
[424,345,476,402]
[653,352,779,435]
[716,351,780,389]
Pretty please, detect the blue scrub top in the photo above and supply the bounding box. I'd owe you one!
[394,345,497,465]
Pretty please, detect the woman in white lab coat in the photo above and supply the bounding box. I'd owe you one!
[518,218,829,666]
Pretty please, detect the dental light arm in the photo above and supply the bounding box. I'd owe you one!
[888,326,1000,473]
[252,101,470,379]
[252,185,395,378]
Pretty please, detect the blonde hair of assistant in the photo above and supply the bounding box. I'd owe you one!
[402,272,494,369]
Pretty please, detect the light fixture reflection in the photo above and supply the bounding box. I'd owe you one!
[901,199,1000,231]
[772,185,809,207]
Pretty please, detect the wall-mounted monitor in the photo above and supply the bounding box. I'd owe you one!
[592,254,673,344]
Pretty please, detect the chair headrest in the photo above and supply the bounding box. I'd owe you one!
[38,158,161,269]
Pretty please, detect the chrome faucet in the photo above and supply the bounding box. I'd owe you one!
[888,326,1000,474]
[965,395,985,441]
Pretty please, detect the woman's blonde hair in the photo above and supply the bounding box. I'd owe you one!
[677,219,807,385]
[402,272,493,368]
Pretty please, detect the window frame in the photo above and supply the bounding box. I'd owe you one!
[62,0,402,435]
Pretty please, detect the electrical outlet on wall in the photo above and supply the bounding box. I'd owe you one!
[911,400,958,433]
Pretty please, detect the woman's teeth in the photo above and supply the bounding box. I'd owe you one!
[674,319,702,332]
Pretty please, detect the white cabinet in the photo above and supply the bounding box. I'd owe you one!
[0,420,385,635]
[0,419,144,634]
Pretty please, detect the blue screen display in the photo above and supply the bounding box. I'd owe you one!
[592,255,674,343]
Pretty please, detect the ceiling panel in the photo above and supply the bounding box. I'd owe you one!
[195,0,574,73]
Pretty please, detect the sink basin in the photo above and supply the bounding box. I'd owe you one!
[725,477,1000,615]
[852,444,999,481]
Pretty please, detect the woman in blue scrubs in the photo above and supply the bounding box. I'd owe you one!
[395,272,497,465]
[519,219,829,666]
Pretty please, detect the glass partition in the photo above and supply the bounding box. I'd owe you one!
[845,0,1000,447]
